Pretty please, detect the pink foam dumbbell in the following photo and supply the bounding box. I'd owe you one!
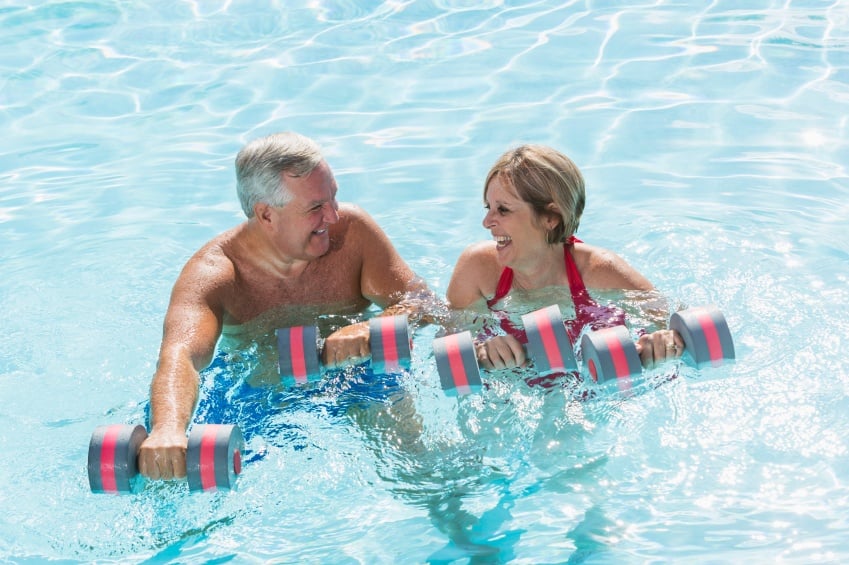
[434,304,577,396]
[87,423,243,494]
[580,325,643,385]
[580,305,735,384]
[276,314,411,384]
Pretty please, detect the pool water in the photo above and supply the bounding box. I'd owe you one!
[2,1,849,563]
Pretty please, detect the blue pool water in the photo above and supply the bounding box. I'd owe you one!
[2,0,849,562]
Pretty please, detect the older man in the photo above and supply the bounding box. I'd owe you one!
[138,132,428,480]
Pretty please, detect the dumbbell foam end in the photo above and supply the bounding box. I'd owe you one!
[370,314,412,374]
[522,305,577,375]
[433,331,482,397]
[88,424,148,494]
[186,424,244,493]
[580,325,642,384]
[669,306,735,368]
[277,325,322,384]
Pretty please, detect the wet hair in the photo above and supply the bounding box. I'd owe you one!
[235,132,323,218]
[484,144,585,244]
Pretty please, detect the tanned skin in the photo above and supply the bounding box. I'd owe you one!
[138,161,425,480]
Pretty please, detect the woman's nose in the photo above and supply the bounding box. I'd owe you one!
[482,209,495,229]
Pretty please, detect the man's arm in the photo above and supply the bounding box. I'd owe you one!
[137,257,225,480]
[356,209,422,308]
[322,206,433,366]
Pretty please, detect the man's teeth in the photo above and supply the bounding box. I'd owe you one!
[495,236,511,245]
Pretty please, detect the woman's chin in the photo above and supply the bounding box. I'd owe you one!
[495,242,514,263]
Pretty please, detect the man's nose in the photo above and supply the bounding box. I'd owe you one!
[324,200,340,223]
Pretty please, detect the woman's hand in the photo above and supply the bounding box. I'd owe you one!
[635,329,684,368]
[475,335,527,370]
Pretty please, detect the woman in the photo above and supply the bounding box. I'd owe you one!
[446,144,683,371]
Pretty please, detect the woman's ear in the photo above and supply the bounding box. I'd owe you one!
[544,203,561,229]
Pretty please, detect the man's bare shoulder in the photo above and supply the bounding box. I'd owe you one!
[330,203,390,249]
[336,202,379,231]
[177,227,242,290]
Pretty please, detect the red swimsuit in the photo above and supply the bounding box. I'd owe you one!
[485,236,626,345]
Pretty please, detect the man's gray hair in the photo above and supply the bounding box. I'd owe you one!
[235,132,324,218]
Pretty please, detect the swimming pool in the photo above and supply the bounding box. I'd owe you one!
[2,0,848,562]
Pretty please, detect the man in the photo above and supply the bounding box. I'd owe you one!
[138,132,429,480]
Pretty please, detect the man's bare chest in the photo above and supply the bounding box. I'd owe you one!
[224,258,365,324]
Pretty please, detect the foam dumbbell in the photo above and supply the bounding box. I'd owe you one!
[276,314,412,384]
[433,304,577,396]
[87,423,243,494]
[580,305,735,385]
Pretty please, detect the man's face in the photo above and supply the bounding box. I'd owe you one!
[271,160,340,260]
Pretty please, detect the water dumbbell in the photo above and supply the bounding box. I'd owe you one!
[87,423,244,494]
[581,305,735,385]
[276,314,412,384]
[433,304,576,396]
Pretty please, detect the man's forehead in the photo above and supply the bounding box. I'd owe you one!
[284,162,337,200]
[281,159,330,180]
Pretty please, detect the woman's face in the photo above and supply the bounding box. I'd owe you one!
[482,175,551,269]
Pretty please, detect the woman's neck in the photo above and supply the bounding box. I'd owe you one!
[509,243,567,290]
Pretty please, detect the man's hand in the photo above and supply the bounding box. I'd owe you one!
[138,428,188,480]
[323,321,371,368]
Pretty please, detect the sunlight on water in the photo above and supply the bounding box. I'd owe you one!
[1,0,849,562]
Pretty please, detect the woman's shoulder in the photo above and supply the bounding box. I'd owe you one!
[456,240,501,272]
[571,240,653,290]
[447,240,502,308]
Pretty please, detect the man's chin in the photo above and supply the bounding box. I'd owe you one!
[307,233,331,257]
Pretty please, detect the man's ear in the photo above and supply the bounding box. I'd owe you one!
[254,202,273,226]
